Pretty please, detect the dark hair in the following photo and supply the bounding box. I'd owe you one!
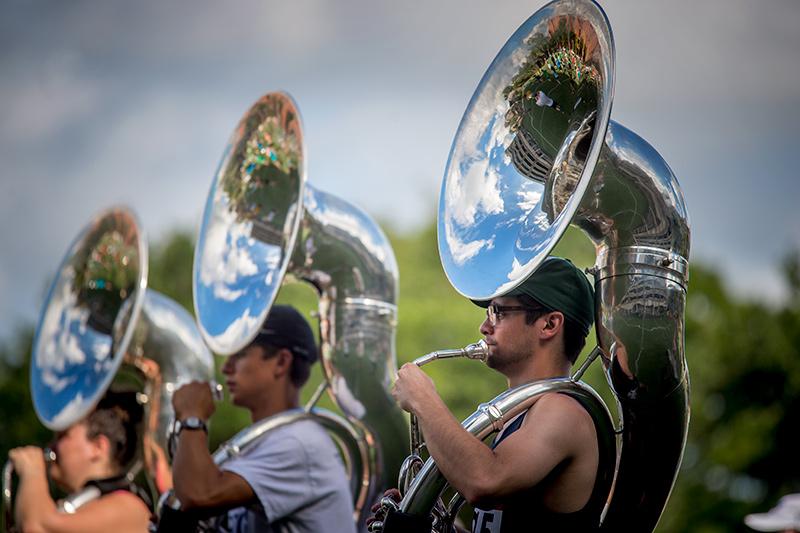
[253,341,312,388]
[518,294,587,365]
[85,403,139,469]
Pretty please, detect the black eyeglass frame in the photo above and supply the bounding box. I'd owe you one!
[486,304,548,326]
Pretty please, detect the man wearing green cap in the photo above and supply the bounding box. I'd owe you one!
[390,257,607,532]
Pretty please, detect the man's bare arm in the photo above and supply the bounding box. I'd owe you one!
[413,388,585,506]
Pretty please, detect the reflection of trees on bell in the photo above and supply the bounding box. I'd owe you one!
[74,222,139,335]
[503,17,600,133]
[221,95,301,248]
[502,17,601,187]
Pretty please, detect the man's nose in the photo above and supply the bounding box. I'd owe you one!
[479,316,493,336]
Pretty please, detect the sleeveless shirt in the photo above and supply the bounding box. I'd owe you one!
[471,394,612,533]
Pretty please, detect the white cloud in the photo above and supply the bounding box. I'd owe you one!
[0,52,101,143]
[198,190,261,303]
[444,217,495,266]
[209,308,259,353]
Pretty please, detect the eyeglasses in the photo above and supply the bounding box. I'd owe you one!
[486,304,538,327]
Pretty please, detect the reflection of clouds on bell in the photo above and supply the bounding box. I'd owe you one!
[331,375,366,419]
[314,202,388,265]
[262,247,281,287]
[444,218,495,266]
[51,392,92,429]
[516,189,543,213]
[199,192,259,302]
[41,370,72,394]
[443,26,550,269]
[210,308,259,351]
[449,153,505,227]
[91,337,110,361]
[38,271,90,376]
[495,257,530,295]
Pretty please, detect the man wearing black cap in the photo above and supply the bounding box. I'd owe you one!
[170,305,355,533]
[390,257,606,532]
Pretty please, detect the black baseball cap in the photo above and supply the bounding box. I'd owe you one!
[253,305,318,362]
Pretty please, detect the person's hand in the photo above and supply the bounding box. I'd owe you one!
[172,381,215,421]
[391,363,438,414]
[366,488,402,529]
[8,446,46,479]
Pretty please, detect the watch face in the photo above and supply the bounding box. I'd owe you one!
[177,417,207,433]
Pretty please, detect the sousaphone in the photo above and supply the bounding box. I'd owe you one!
[185,91,408,527]
[3,207,216,530]
[376,0,691,531]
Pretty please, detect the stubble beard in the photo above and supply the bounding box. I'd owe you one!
[486,346,529,374]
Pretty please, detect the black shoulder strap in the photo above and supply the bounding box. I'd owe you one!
[84,474,153,512]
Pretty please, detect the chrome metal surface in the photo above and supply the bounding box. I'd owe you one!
[135,290,216,457]
[194,92,304,355]
[412,340,489,368]
[419,0,691,530]
[191,92,408,525]
[59,486,101,514]
[31,208,147,430]
[438,0,613,300]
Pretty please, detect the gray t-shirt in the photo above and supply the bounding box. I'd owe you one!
[219,419,356,533]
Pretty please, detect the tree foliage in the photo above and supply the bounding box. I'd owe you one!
[1,227,798,532]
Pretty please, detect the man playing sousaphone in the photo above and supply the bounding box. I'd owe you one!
[170,305,356,532]
[8,391,152,532]
[382,257,610,532]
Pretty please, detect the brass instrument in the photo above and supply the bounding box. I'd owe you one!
[375,0,691,531]
[160,91,407,528]
[2,207,215,531]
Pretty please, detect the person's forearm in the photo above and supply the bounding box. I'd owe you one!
[413,395,499,503]
[15,472,57,532]
[171,429,223,508]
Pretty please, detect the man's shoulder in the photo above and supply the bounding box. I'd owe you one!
[522,392,596,437]
[248,416,335,455]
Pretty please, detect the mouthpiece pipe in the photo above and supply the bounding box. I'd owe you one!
[408,341,488,459]
[412,340,489,367]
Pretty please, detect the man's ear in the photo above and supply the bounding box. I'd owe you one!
[273,348,293,378]
[540,311,565,340]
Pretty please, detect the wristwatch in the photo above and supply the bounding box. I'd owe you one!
[174,416,208,435]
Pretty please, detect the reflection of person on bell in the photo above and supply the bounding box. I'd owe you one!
[534,90,561,111]
[9,393,151,533]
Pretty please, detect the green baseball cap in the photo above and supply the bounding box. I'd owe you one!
[472,256,595,335]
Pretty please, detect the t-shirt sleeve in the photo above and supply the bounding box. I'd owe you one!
[222,432,311,522]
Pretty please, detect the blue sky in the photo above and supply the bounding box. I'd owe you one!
[1,0,799,344]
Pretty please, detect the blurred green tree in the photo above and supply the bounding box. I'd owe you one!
[1,226,798,533]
